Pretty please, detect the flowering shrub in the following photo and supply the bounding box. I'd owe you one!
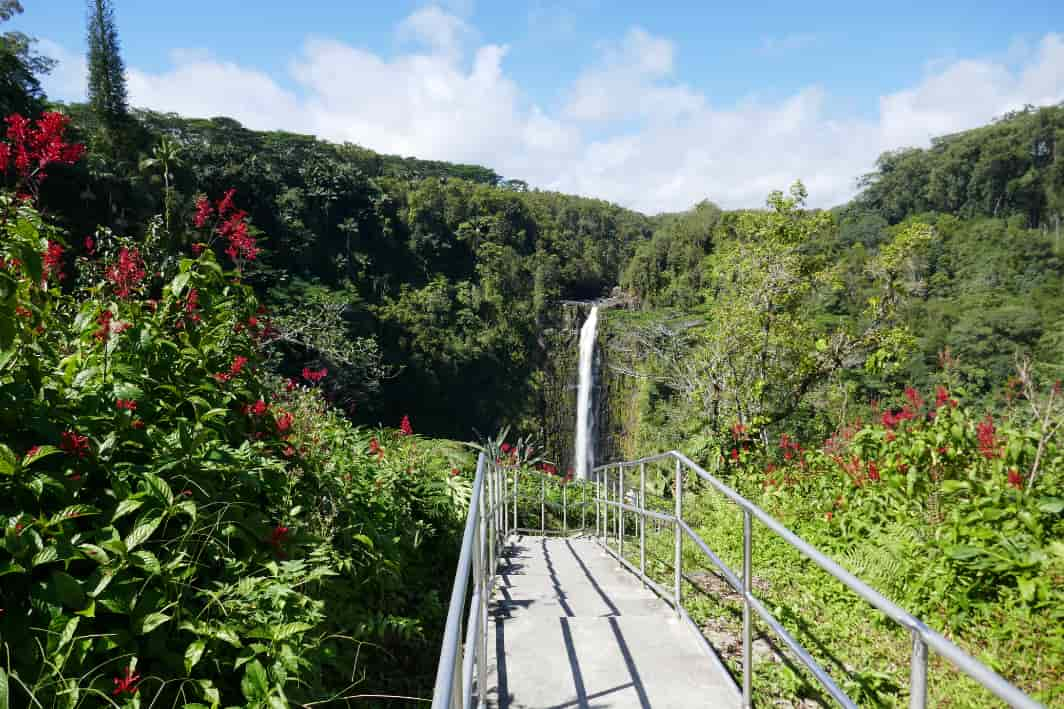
[0,152,471,706]
[730,384,1064,617]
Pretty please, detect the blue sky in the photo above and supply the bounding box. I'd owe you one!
[10,1,1064,212]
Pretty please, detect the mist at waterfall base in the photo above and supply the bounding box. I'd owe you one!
[574,306,598,480]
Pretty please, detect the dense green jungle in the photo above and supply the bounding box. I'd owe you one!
[1,2,1062,706]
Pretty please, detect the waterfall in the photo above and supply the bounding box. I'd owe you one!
[574,305,599,480]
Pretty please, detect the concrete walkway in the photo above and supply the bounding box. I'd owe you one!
[485,535,740,709]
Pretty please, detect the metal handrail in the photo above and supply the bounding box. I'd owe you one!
[590,451,1043,709]
[431,452,509,709]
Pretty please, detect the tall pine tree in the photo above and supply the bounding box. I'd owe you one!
[86,0,127,128]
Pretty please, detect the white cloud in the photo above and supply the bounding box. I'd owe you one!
[126,52,305,131]
[37,38,87,101]
[36,15,1064,214]
[396,5,473,59]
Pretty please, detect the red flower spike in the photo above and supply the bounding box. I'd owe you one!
[105,247,146,298]
[1007,469,1023,490]
[399,415,413,436]
[111,666,141,697]
[60,431,90,459]
[42,241,64,282]
[976,416,998,459]
[193,196,213,228]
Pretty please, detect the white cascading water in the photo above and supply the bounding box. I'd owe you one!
[574,305,599,480]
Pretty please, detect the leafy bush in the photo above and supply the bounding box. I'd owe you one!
[0,125,472,706]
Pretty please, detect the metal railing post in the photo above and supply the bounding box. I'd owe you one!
[563,482,568,535]
[582,479,588,533]
[639,462,646,584]
[476,470,488,705]
[602,467,608,543]
[540,475,546,534]
[673,458,683,615]
[617,465,624,557]
[910,630,928,709]
[742,508,753,708]
[513,469,519,533]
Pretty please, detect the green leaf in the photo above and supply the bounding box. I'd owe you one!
[112,498,144,523]
[0,560,26,576]
[124,512,163,551]
[136,611,171,634]
[143,472,174,505]
[131,550,161,575]
[947,545,984,560]
[22,445,61,467]
[0,444,16,475]
[32,546,58,567]
[0,666,8,709]
[241,659,269,702]
[113,381,144,401]
[271,622,312,641]
[55,616,80,653]
[52,570,87,609]
[78,544,109,565]
[72,366,100,389]
[185,640,206,674]
[170,272,191,297]
[1038,497,1064,514]
[52,505,99,525]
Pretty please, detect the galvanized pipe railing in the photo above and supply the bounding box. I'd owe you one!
[591,451,1042,709]
[431,452,509,709]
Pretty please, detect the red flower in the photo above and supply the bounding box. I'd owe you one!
[229,355,248,376]
[60,430,90,459]
[217,188,237,217]
[249,399,268,417]
[501,443,511,453]
[115,399,137,411]
[269,524,290,555]
[302,366,327,383]
[42,240,64,282]
[285,378,297,392]
[730,448,739,461]
[105,247,146,298]
[731,422,747,440]
[399,415,413,436]
[131,419,145,429]
[934,386,950,408]
[193,196,213,228]
[451,467,460,476]
[904,386,924,410]
[1,112,84,195]
[112,666,141,697]
[84,235,95,255]
[867,460,880,482]
[976,416,998,459]
[825,511,833,521]
[185,288,199,313]
[369,438,381,455]
[275,411,294,434]
[1007,469,1023,490]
